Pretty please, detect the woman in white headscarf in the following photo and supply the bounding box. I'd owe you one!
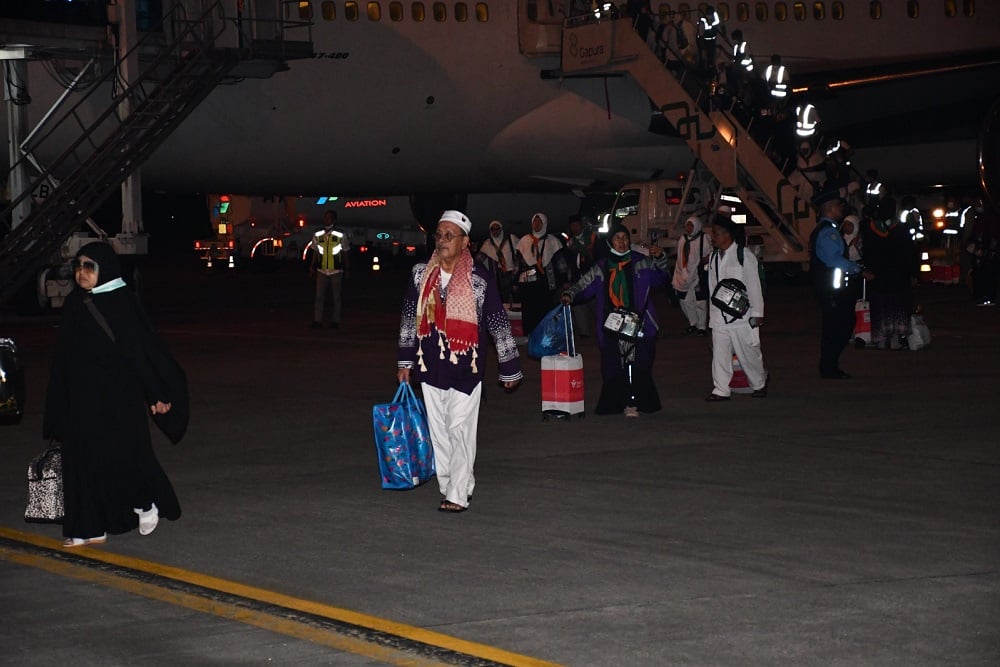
[671,215,712,335]
[841,214,862,263]
[514,212,565,335]
[475,219,519,303]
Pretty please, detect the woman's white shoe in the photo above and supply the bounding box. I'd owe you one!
[134,503,159,536]
[63,533,107,548]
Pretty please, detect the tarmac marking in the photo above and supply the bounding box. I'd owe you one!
[0,528,563,667]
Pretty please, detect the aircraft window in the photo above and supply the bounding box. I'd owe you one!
[775,2,787,20]
[869,1,881,19]
[322,0,336,20]
[963,0,974,17]
[368,2,382,20]
[792,2,805,19]
[345,1,359,20]
[736,2,749,21]
[476,2,488,21]
[754,2,767,21]
[813,2,824,19]
[455,2,468,21]
[831,1,844,19]
[298,1,313,20]
[389,1,403,20]
[717,3,730,21]
[413,2,425,21]
[433,2,446,21]
[944,0,956,17]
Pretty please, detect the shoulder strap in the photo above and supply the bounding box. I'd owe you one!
[84,297,116,342]
[737,244,745,266]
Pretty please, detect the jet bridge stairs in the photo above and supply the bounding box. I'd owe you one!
[559,16,817,263]
[0,0,312,306]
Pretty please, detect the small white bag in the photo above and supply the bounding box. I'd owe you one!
[908,314,931,351]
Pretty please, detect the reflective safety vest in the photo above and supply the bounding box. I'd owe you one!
[765,64,788,98]
[733,41,753,71]
[314,228,344,272]
[699,11,720,40]
[796,103,818,137]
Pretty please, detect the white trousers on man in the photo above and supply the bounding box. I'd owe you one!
[679,288,708,330]
[711,325,767,397]
[421,382,481,508]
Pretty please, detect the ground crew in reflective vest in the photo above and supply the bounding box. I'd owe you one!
[731,30,753,72]
[765,54,788,99]
[310,210,350,329]
[697,6,721,76]
[796,102,819,137]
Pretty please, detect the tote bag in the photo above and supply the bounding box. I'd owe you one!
[25,444,64,523]
[372,383,435,490]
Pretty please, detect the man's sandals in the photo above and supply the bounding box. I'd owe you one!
[438,500,467,513]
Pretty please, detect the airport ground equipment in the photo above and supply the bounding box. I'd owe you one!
[0,1,313,308]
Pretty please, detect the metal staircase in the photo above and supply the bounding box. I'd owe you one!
[560,17,816,262]
[0,1,310,305]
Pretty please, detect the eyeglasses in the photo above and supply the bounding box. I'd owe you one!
[433,232,465,243]
[71,259,99,273]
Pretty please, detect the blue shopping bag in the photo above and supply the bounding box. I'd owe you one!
[527,304,569,359]
[372,382,436,489]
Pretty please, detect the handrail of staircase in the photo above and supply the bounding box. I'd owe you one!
[0,1,230,230]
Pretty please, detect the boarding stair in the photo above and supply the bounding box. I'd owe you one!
[0,0,312,306]
[560,16,816,262]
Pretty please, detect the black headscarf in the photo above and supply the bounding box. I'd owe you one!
[76,241,123,288]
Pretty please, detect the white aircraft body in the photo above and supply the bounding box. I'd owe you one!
[4,1,1000,235]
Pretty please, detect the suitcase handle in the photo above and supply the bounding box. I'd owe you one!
[563,303,575,357]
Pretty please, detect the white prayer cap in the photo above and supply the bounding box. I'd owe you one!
[439,210,472,235]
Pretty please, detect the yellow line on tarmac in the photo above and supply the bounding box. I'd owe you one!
[0,545,443,667]
[0,527,563,667]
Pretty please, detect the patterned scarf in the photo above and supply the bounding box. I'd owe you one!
[608,252,632,309]
[531,235,546,271]
[416,247,479,371]
[490,235,507,271]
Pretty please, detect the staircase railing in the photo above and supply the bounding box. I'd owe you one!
[0,1,306,305]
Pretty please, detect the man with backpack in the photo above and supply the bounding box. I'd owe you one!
[705,216,768,401]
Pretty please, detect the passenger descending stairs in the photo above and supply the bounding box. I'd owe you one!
[560,18,816,262]
[0,1,310,305]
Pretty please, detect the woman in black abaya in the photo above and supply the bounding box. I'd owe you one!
[44,242,187,547]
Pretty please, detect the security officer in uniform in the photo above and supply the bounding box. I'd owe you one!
[809,190,874,378]
[310,210,350,329]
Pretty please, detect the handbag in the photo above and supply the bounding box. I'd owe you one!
[908,313,931,350]
[372,383,435,490]
[1,337,26,419]
[25,444,64,523]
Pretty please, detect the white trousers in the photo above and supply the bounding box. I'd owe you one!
[680,289,708,329]
[711,325,767,397]
[421,382,481,508]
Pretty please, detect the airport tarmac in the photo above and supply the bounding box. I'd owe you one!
[1,257,998,666]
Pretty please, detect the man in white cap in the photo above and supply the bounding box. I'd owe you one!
[672,215,712,335]
[397,210,523,513]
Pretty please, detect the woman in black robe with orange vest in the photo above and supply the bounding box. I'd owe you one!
[44,242,187,547]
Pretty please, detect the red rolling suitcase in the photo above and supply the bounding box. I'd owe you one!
[541,305,585,420]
